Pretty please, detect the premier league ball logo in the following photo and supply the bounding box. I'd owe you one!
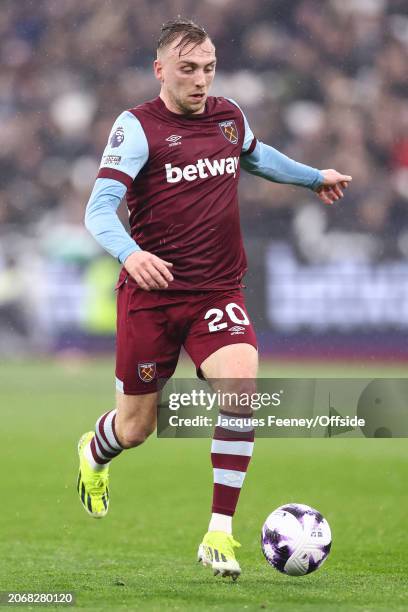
[109,126,125,148]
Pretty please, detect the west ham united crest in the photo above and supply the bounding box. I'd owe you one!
[138,362,156,382]
[219,120,239,144]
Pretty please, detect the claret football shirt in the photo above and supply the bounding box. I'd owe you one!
[97,96,257,291]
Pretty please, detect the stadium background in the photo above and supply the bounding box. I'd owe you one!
[1,1,407,610]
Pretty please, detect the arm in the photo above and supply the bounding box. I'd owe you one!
[85,111,173,290]
[241,143,352,204]
[228,98,352,204]
[240,141,323,190]
[85,178,139,264]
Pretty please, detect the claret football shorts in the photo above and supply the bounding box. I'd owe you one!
[115,275,258,395]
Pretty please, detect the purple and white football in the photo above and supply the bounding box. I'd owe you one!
[261,503,332,576]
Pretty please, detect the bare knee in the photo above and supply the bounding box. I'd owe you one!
[115,391,158,449]
[118,423,155,449]
[201,343,258,380]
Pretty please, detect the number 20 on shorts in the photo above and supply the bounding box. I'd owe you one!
[204,302,249,332]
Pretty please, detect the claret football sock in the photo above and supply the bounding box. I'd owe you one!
[84,409,123,471]
[210,410,255,521]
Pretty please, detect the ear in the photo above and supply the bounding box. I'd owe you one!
[153,59,163,83]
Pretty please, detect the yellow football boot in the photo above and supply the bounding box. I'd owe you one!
[77,432,109,518]
[198,531,241,580]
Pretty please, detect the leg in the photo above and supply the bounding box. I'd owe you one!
[185,290,258,579]
[201,343,258,529]
[77,279,181,518]
[197,344,258,579]
[115,391,158,448]
[77,391,158,519]
[83,391,158,466]
[201,342,259,404]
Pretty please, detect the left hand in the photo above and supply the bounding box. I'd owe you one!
[315,169,352,205]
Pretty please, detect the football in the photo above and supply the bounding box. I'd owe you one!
[261,503,332,576]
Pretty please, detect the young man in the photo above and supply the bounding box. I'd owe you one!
[79,18,351,580]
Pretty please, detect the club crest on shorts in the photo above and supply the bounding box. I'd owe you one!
[218,120,239,144]
[138,362,156,382]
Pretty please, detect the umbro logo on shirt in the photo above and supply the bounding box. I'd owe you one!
[166,134,182,147]
[166,134,182,142]
[165,156,239,183]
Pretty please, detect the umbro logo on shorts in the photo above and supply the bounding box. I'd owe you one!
[229,325,245,335]
[138,362,156,382]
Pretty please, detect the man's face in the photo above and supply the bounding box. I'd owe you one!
[154,36,216,115]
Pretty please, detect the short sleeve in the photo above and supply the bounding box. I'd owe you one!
[97,110,149,188]
[226,98,257,155]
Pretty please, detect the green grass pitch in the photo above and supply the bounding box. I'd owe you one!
[1,358,407,611]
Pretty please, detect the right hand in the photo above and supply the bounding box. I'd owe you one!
[124,250,174,291]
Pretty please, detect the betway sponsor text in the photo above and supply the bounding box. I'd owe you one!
[165,156,239,183]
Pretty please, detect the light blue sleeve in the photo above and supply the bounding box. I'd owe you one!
[99,110,149,178]
[241,141,324,190]
[228,98,324,190]
[85,111,150,263]
[85,178,141,263]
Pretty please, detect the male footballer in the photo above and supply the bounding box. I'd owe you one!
[79,18,351,580]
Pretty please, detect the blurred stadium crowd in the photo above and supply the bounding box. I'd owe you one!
[1,0,408,352]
